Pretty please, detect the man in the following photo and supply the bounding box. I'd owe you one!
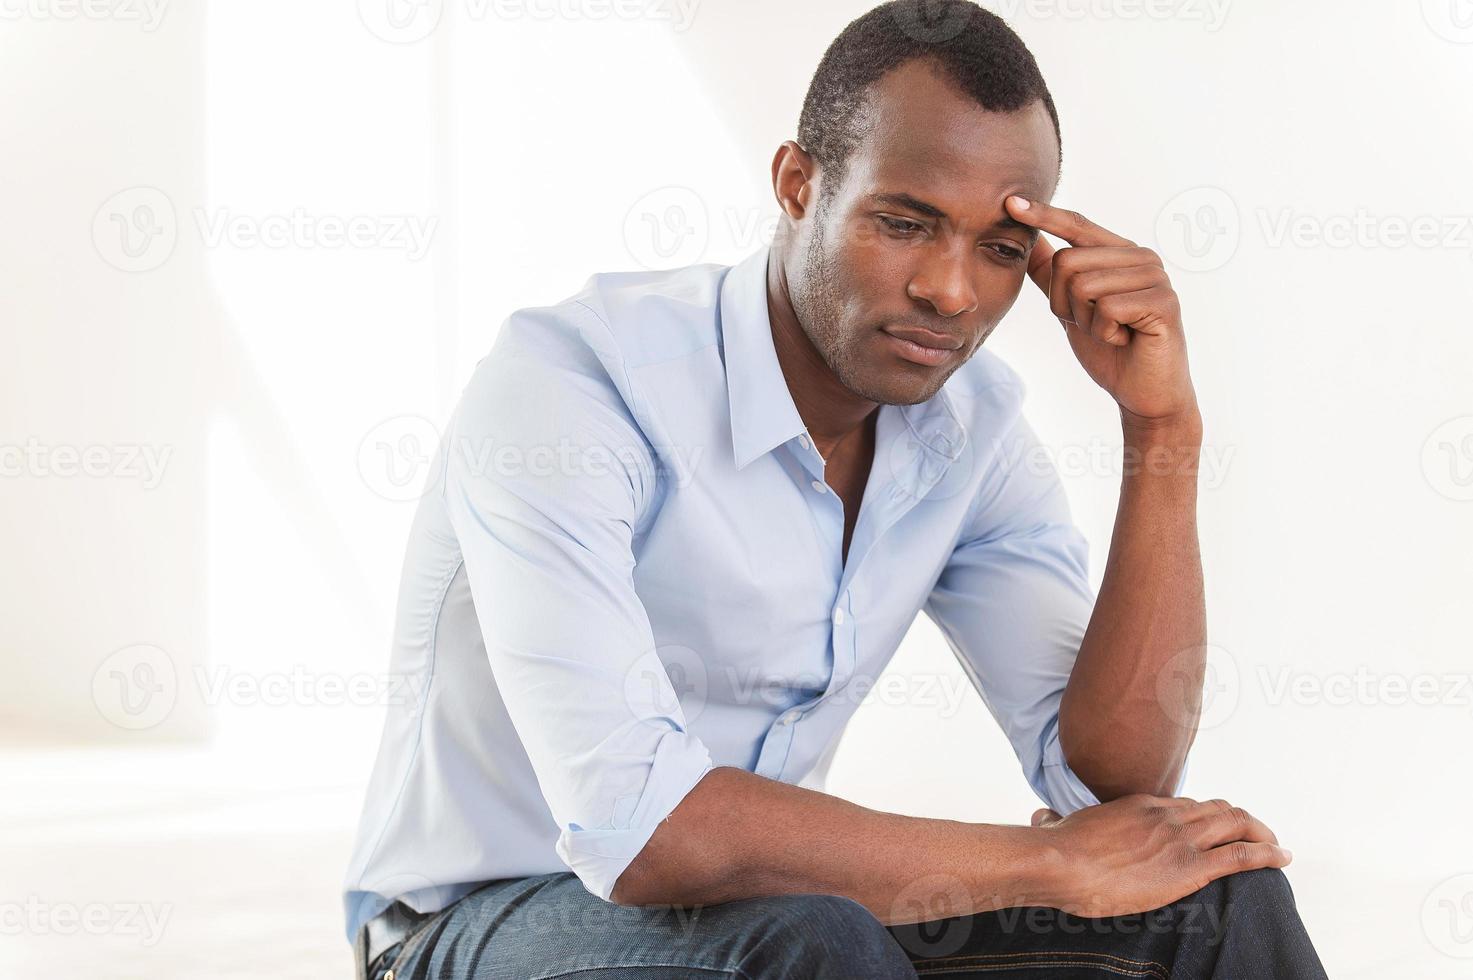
[343,2,1328,976]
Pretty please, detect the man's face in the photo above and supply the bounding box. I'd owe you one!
[787,58,1060,406]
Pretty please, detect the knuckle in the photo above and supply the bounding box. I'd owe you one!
[1169,842,1200,873]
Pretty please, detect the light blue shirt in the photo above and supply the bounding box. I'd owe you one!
[342,243,1184,943]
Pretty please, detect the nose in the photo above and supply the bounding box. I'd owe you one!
[906,244,978,318]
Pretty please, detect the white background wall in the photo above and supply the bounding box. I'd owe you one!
[2,1,1470,976]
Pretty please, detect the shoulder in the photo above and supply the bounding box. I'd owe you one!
[447,260,732,504]
[464,261,728,412]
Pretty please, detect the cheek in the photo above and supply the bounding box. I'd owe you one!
[833,224,912,311]
[978,264,1029,318]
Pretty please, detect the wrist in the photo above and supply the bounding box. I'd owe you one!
[972,824,1076,911]
[1120,404,1202,444]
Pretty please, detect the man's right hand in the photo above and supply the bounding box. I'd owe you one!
[1030,794,1293,918]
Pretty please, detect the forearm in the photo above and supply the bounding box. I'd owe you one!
[1059,408,1206,800]
[610,766,1065,922]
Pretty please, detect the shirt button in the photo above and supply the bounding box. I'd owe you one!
[810,479,826,493]
[778,711,799,726]
[798,434,811,451]
[833,608,845,625]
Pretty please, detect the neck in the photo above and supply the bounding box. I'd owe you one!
[764,245,878,461]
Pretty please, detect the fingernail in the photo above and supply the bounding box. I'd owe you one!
[1283,848,1293,861]
[1008,195,1030,210]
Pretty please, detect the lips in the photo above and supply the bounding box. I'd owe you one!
[880,326,963,368]
[881,324,964,351]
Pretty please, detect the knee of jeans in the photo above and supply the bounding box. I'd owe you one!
[1223,867,1296,906]
[1194,866,1298,933]
[748,894,915,980]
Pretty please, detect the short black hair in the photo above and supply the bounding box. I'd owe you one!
[797,0,1061,195]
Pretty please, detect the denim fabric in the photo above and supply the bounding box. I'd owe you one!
[365,867,1326,979]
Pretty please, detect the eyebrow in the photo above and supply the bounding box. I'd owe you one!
[870,192,1040,243]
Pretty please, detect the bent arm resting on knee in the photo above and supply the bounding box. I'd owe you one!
[610,765,1062,923]
[609,766,1293,923]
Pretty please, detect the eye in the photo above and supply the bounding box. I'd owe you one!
[984,242,1027,262]
[878,215,925,236]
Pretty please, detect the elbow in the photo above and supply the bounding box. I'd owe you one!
[608,834,738,909]
[1068,754,1188,803]
[608,857,659,907]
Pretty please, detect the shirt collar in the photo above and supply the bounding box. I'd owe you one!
[721,243,968,471]
[721,244,810,471]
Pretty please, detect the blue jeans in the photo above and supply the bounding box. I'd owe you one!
[369,868,1327,979]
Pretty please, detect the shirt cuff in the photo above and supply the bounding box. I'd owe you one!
[1037,730,1102,815]
[553,728,715,901]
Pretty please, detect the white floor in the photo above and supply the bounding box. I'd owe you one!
[1,745,1462,978]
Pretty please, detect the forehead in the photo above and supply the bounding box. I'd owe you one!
[841,58,1059,207]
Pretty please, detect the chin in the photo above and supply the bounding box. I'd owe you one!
[849,364,947,407]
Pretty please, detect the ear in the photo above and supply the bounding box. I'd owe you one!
[771,140,818,221]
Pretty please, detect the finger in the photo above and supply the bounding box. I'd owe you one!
[1046,247,1163,323]
[1026,236,1056,296]
[1058,263,1170,332]
[1191,802,1281,849]
[1031,807,1062,827]
[1087,286,1179,346]
[1201,840,1293,881]
[1006,195,1135,249]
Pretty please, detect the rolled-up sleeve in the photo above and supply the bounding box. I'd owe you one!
[440,312,714,901]
[924,413,1188,816]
